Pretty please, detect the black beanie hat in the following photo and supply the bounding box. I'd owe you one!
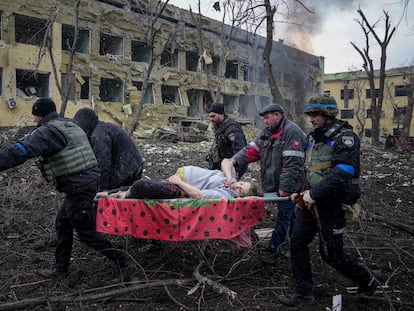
[208,103,225,115]
[32,98,57,116]
[73,108,99,137]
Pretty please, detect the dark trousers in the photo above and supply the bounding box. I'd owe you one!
[55,186,129,272]
[269,200,296,252]
[290,205,372,295]
[127,179,184,199]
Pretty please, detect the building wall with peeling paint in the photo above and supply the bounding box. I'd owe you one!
[0,0,324,133]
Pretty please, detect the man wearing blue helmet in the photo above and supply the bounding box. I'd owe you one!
[278,94,383,306]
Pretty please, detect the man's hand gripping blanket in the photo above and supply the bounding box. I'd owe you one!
[96,197,265,248]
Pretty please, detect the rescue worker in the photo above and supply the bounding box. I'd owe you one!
[278,95,382,306]
[227,103,307,263]
[206,103,248,179]
[0,98,136,282]
[73,107,145,191]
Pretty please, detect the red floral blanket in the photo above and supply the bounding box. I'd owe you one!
[96,197,265,247]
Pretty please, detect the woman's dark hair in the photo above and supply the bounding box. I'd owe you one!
[246,181,263,197]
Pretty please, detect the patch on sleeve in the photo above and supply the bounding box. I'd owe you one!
[228,133,236,141]
[342,135,355,147]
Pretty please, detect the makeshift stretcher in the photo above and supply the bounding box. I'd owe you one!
[95,193,287,248]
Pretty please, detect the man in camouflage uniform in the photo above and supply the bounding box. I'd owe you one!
[278,95,382,306]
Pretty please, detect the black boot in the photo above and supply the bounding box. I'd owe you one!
[38,268,68,280]
[358,270,384,294]
[278,292,315,306]
[111,255,137,283]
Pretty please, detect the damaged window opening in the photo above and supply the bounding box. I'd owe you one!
[223,95,237,113]
[61,24,90,53]
[161,48,178,67]
[80,76,90,100]
[131,40,151,63]
[100,78,123,102]
[225,60,238,79]
[132,81,154,104]
[243,65,254,82]
[100,33,123,57]
[61,74,90,100]
[186,51,198,72]
[187,89,212,117]
[161,85,180,105]
[203,55,220,76]
[16,69,50,98]
[15,14,47,46]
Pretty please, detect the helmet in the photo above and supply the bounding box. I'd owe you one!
[304,95,338,117]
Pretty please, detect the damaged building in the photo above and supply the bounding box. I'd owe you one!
[0,0,324,134]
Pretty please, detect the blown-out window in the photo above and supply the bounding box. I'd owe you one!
[16,69,50,98]
[15,14,47,46]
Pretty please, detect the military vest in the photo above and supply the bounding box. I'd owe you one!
[37,120,97,183]
[305,127,348,186]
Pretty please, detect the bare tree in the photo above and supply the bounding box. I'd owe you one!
[351,9,396,145]
[35,1,82,117]
[401,69,414,139]
[128,0,174,134]
[349,73,367,138]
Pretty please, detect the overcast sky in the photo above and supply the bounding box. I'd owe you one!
[168,0,414,74]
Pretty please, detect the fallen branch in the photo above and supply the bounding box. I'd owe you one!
[190,262,237,300]
[0,279,191,311]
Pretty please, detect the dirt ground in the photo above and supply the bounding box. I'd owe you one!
[0,129,413,311]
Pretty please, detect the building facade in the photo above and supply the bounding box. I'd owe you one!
[0,0,324,132]
[324,67,414,139]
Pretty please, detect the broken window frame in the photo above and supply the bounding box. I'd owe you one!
[61,24,91,54]
[14,14,47,46]
[161,85,181,105]
[131,40,151,63]
[99,33,124,58]
[161,47,178,67]
[186,89,212,117]
[80,76,90,100]
[16,69,50,98]
[99,77,124,103]
[340,88,355,100]
[225,60,238,79]
[132,81,154,104]
[185,51,199,72]
[61,73,90,101]
[223,94,237,113]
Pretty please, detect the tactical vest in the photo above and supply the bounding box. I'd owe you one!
[208,118,234,168]
[305,127,348,186]
[37,120,97,183]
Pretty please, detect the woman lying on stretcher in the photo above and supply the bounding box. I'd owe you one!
[96,162,262,200]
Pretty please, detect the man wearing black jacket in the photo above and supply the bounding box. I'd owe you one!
[206,103,247,179]
[0,98,136,282]
[278,95,382,306]
[74,108,145,190]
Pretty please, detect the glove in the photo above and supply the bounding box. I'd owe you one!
[303,190,315,205]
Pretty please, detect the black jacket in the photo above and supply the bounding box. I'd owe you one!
[75,112,145,190]
[0,112,100,194]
